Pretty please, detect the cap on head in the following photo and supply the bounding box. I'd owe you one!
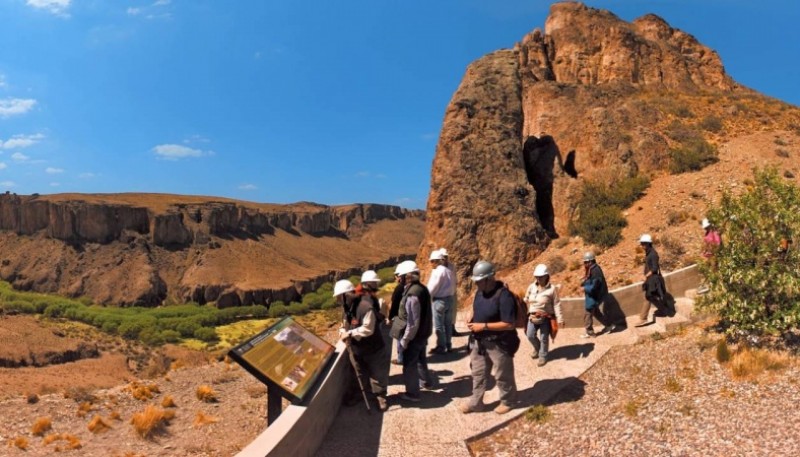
[429,249,445,261]
[438,248,449,257]
[333,279,355,297]
[470,260,495,282]
[395,260,419,276]
[360,270,380,284]
[701,218,711,229]
[583,251,595,262]
[533,263,549,277]
[639,233,653,244]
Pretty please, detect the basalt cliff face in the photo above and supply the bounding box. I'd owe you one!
[420,2,800,297]
[0,193,424,306]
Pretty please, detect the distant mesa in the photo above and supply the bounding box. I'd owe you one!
[0,193,424,307]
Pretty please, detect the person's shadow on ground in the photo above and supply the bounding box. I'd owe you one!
[546,343,595,361]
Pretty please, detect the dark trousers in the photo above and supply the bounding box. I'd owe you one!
[401,339,430,396]
[348,346,388,400]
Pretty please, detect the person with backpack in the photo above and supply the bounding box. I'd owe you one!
[581,252,614,337]
[460,260,519,415]
[335,279,388,411]
[523,263,564,366]
[390,260,434,403]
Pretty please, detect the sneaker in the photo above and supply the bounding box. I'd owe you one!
[459,403,482,414]
[580,332,596,338]
[537,358,547,367]
[494,403,512,415]
[400,393,421,403]
[420,382,435,391]
[601,324,617,334]
[530,352,539,359]
[375,396,388,411]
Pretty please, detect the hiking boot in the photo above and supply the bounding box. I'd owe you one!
[494,403,512,415]
[400,393,421,403]
[537,358,547,367]
[459,403,482,414]
[601,324,617,334]
[375,396,388,411]
[530,352,539,359]
[580,332,596,338]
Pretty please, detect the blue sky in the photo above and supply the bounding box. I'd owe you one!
[0,1,797,209]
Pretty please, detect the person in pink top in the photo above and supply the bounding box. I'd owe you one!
[701,218,722,259]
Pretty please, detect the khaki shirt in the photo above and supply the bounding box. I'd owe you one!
[524,282,564,323]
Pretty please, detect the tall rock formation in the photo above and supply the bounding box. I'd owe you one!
[422,2,742,297]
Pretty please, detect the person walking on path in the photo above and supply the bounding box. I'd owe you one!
[335,279,389,411]
[390,260,434,403]
[460,260,519,415]
[698,218,722,294]
[581,252,614,337]
[388,268,405,365]
[523,264,564,366]
[427,249,456,355]
[637,234,668,326]
[439,248,460,337]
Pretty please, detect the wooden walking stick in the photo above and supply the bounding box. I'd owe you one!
[345,339,371,413]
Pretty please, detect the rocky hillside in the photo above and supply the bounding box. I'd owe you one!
[0,193,424,307]
[421,1,800,297]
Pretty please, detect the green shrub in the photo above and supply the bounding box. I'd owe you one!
[377,267,396,284]
[569,175,650,248]
[194,327,219,342]
[669,138,718,174]
[160,330,182,344]
[286,302,309,316]
[700,115,723,133]
[268,302,287,318]
[716,339,731,363]
[698,167,800,340]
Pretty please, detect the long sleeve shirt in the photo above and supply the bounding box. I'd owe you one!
[427,264,455,298]
[523,282,563,323]
[345,308,376,340]
[400,294,421,348]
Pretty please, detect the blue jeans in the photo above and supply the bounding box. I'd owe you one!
[401,340,430,397]
[433,295,455,350]
[526,319,551,359]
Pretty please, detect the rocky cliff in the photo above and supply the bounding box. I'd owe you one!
[421,2,783,297]
[0,193,424,307]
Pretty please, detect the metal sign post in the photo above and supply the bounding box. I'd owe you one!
[267,386,283,425]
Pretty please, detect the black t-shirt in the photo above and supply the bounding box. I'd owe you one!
[644,247,661,275]
[471,281,516,327]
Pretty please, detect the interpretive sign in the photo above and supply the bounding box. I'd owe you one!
[228,316,335,403]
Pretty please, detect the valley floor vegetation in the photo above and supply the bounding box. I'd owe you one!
[0,266,397,348]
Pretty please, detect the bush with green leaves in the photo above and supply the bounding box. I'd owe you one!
[669,138,718,174]
[698,168,800,340]
[569,175,650,248]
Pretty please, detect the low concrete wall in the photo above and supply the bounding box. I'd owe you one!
[559,264,701,327]
[235,341,349,457]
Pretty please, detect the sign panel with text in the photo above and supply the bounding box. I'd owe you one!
[228,317,335,403]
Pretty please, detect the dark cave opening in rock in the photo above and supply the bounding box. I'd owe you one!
[522,135,577,237]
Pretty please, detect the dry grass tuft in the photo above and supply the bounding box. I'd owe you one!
[161,395,177,408]
[715,339,732,363]
[42,433,82,449]
[63,386,96,404]
[26,393,39,404]
[729,347,791,380]
[76,401,93,418]
[196,385,218,403]
[524,405,551,424]
[31,416,53,436]
[193,411,220,427]
[109,410,122,421]
[127,382,161,401]
[12,436,29,450]
[665,377,682,393]
[87,415,112,434]
[130,405,173,439]
[245,384,267,399]
[623,400,641,418]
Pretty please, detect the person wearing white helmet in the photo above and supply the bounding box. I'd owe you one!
[701,218,722,260]
[461,260,520,415]
[637,234,668,326]
[357,270,385,320]
[427,249,456,355]
[437,248,460,338]
[523,263,564,366]
[581,252,614,337]
[389,260,434,403]
[334,279,388,411]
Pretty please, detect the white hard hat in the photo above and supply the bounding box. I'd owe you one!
[333,279,355,297]
[639,233,653,244]
[583,251,595,262]
[438,248,449,257]
[360,270,380,284]
[395,260,419,276]
[429,249,444,261]
[533,264,549,277]
[701,218,711,229]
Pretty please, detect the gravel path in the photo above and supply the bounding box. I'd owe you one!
[469,325,800,457]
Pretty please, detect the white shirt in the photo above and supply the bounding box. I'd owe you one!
[427,264,455,298]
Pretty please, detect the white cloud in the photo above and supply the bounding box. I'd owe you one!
[238,184,257,190]
[0,98,37,118]
[183,134,210,144]
[152,143,212,160]
[355,171,387,179]
[11,152,30,161]
[45,167,63,174]
[0,162,6,170]
[126,7,141,16]
[1,133,44,149]
[78,172,96,179]
[50,182,60,187]
[26,0,71,17]
[0,181,15,188]
[153,0,171,5]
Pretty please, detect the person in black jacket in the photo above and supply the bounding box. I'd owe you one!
[636,234,668,326]
[335,279,388,411]
[581,252,614,337]
[388,270,406,365]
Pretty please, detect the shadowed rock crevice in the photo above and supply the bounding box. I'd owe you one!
[522,135,578,237]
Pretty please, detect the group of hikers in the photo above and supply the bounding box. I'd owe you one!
[332,219,722,414]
